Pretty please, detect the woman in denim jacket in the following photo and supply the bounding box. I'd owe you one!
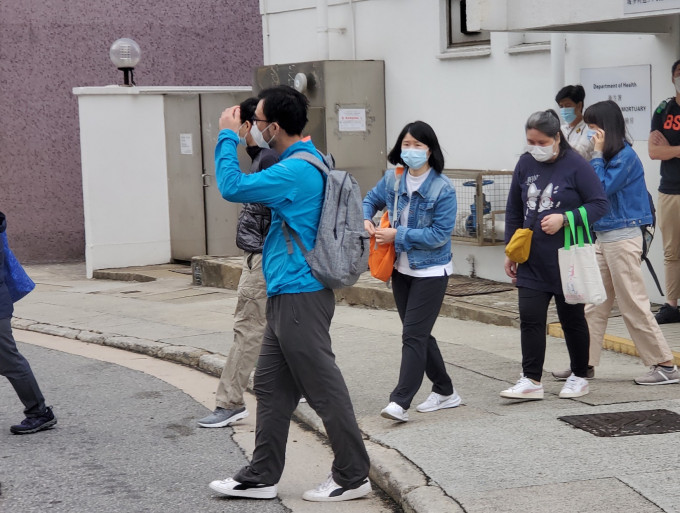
[565,101,678,385]
[363,121,460,422]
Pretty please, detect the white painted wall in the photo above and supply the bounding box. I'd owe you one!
[260,0,680,303]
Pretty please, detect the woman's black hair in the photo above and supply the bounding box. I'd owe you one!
[386,121,445,173]
[239,97,259,124]
[555,84,585,105]
[525,110,571,152]
[583,100,630,162]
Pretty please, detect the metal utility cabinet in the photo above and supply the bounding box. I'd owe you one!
[74,86,252,278]
[254,60,387,195]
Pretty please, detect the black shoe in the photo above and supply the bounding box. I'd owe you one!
[10,406,57,435]
[655,303,680,324]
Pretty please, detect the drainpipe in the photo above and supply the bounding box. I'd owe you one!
[317,0,329,60]
[348,0,356,59]
[262,0,271,64]
[551,33,565,96]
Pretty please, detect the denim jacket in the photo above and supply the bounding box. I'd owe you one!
[363,168,457,269]
[590,143,652,232]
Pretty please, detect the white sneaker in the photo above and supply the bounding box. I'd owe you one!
[416,390,462,412]
[209,477,278,499]
[380,402,408,422]
[302,473,372,502]
[500,375,544,400]
[559,374,589,398]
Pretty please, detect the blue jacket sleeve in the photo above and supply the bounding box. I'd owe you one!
[590,151,636,197]
[215,130,297,209]
[362,175,388,220]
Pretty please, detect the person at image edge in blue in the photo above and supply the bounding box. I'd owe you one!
[502,110,608,401]
[363,121,461,423]
[0,212,56,434]
[207,85,371,503]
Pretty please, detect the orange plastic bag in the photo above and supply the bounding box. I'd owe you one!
[368,211,396,281]
[368,166,403,281]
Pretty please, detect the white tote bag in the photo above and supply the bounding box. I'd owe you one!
[558,207,607,305]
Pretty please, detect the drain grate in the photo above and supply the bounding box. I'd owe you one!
[559,409,680,437]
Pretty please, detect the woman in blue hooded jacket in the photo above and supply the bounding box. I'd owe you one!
[363,121,460,423]
[553,101,679,386]
[0,211,56,434]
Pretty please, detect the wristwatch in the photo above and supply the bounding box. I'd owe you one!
[562,213,569,227]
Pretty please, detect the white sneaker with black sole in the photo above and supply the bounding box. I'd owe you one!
[302,473,372,502]
[416,390,462,412]
[209,477,277,499]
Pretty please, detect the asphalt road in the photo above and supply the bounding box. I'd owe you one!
[0,341,287,513]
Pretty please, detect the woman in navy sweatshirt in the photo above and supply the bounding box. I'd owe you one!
[501,110,608,401]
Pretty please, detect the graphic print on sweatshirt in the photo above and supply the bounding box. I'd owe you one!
[525,175,558,219]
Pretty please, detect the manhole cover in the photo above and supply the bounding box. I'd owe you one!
[559,409,680,437]
[445,276,514,297]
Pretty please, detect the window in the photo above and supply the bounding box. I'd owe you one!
[447,0,490,47]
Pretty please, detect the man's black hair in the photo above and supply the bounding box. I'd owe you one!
[257,86,309,136]
[239,97,259,124]
[555,84,585,105]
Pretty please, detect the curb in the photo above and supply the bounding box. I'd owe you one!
[11,317,463,512]
[548,322,680,366]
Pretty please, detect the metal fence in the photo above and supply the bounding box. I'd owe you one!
[443,169,514,246]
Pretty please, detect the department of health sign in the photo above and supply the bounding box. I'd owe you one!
[624,0,680,14]
[580,65,651,140]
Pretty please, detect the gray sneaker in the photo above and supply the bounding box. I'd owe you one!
[552,366,595,381]
[198,407,249,428]
[634,365,680,385]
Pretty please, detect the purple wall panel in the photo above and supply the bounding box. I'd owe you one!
[0,1,262,262]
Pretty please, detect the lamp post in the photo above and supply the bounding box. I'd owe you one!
[109,38,141,86]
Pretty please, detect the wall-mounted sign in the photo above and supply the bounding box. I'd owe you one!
[180,133,193,155]
[338,108,367,132]
[624,0,680,14]
[580,65,651,140]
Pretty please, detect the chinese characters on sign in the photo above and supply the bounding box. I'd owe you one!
[580,65,651,140]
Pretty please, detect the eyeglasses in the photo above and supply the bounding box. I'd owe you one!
[251,117,268,124]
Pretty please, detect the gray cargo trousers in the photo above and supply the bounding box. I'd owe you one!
[234,288,370,489]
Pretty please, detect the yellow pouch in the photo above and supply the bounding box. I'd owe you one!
[505,228,533,263]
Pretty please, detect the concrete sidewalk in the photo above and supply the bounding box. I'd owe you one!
[12,262,680,513]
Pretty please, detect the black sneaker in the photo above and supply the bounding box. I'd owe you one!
[10,406,57,435]
[655,303,680,324]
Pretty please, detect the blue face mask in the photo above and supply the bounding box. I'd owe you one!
[560,107,576,124]
[401,149,429,170]
[586,128,597,141]
[237,123,247,146]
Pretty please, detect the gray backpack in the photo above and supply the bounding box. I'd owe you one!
[281,152,369,289]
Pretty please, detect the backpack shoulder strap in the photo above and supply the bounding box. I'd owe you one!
[287,151,332,175]
[281,151,332,256]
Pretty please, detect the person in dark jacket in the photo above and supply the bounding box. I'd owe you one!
[197,98,278,428]
[501,110,608,401]
[0,211,56,434]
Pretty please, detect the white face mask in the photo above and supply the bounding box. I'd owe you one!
[674,76,680,94]
[250,122,275,149]
[526,143,557,162]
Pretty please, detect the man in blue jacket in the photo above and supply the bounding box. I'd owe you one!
[0,212,56,434]
[208,86,371,503]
